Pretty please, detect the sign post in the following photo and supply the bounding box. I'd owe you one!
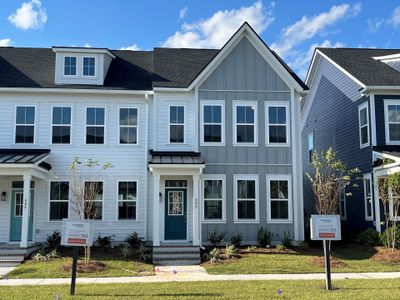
[61,220,94,296]
[310,215,341,290]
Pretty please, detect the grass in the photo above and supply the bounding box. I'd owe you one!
[0,279,400,299]
[7,249,154,279]
[204,244,400,275]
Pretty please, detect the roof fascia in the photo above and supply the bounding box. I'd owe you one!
[52,47,116,59]
[0,87,154,96]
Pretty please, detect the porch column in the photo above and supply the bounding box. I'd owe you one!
[192,174,200,246]
[373,173,381,232]
[20,174,31,248]
[153,173,161,246]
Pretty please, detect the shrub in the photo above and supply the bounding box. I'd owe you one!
[230,233,242,248]
[225,244,238,258]
[32,249,58,261]
[276,244,286,251]
[380,226,400,249]
[95,235,114,250]
[281,232,293,248]
[208,248,221,264]
[120,244,131,260]
[125,232,143,249]
[247,246,257,252]
[257,227,271,247]
[359,228,381,246]
[208,227,225,247]
[139,243,150,263]
[46,231,61,251]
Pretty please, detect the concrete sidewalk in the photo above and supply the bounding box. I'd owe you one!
[1,266,400,286]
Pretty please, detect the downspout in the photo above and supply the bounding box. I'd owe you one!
[143,94,150,240]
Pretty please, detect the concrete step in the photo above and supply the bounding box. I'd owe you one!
[0,255,25,261]
[153,253,200,260]
[0,260,22,267]
[153,247,200,254]
[153,258,201,266]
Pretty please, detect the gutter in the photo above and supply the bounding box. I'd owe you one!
[360,86,400,95]
[0,87,154,96]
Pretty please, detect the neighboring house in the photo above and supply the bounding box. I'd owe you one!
[0,23,307,260]
[302,47,400,238]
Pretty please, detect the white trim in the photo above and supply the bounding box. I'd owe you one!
[370,94,377,146]
[363,173,374,221]
[48,180,70,222]
[167,104,186,144]
[116,180,139,221]
[62,55,78,77]
[372,53,400,62]
[266,174,293,224]
[200,100,225,146]
[14,105,37,145]
[201,174,226,223]
[84,180,104,221]
[233,174,259,223]
[384,99,400,145]
[0,87,154,95]
[51,105,73,145]
[118,106,139,145]
[85,106,106,145]
[52,47,116,59]
[265,101,290,147]
[82,56,97,77]
[358,101,370,148]
[232,100,258,146]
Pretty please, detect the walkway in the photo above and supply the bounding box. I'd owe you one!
[1,266,400,286]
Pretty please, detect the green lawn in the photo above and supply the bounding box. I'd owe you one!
[1,280,400,299]
[205,244,400,275]
[8,250,154,279]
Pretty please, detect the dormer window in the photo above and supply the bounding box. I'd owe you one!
[83,57,95,76]
[64,56,77,76]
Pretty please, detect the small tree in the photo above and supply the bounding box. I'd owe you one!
[69,158,112,265]
[378,177,390,248]
[387,172,400,251]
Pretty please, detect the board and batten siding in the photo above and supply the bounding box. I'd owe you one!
[198,36,296,243]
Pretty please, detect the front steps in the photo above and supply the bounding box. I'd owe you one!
[0,244,40,267]
[153,244,201,265]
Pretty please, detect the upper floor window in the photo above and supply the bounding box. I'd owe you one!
[385,100,400,144]
[15,106,35,144]
[83,57,95,76]
[169,106,184,143]
[358,102,369,148]
[119,108,138,144]
[64,56,77,76]
[86,107,105,144]
[234,175,259,222]
[266,103,289,145]
[363,174,373,221]
[233,101,257,145]
[308,131,314,163]
[202,176,225,222]
[49,181,69,221]
[118,181,137,220]
[52,107,72,144]
[201,102,224,145]
[267,175,292,223]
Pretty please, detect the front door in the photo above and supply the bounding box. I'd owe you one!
[165,188,187,240]
[10,190,34,242]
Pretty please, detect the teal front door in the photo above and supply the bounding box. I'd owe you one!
[10,190,34,242]
[165,188,187,240]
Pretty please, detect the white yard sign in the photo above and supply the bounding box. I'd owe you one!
[61,220,94,247]
[310,215,341,241]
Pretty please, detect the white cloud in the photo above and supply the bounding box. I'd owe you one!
[389,6,400,28]
[120,44,140,51]
[8,0,47,30]
[0,38,12,47]
[84,43,92,48]
[162,1,275,48]
[179,6,188,21]
[367,18,384,33]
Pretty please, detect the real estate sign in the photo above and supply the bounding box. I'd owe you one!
[310,215,341,241]
[61,220,94,247]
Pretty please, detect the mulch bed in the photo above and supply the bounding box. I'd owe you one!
[372,247,400,263]
[308,256,346,268]
[62,261,106,273]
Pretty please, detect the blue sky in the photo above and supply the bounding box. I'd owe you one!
[1,0,400,78]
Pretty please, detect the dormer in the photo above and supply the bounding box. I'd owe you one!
[373,53,400,73]
[52,47,116,85]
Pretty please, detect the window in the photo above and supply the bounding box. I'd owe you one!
[266,103,289,145]
[83,57,95,76]
[308,132,314,163]
[339,184,346,220]
[118,181,137,220]
[234,175,258,222]
[358,102,369,148]
[14,193,23,217]
[267,175,292,222]
[64,56,77,76]
[169,106,184,143]
[84,181,103,220]
[15,106,35,143]
[202,176,225,222]
[86,107,105,144]
[233,101,257,145]
[201,102,224,145]
[52,107,72,144]
[385,100,400,144]
[49,181,69,221]
[119,108,138,144]
[363,174,373,220]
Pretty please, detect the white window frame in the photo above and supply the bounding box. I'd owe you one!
[116,180,138,221]
[84,180,104,221]
[384,99,400,145]
[82,56,96,77]
[232,101,258,146]
[168,104,186,144]
[63,56,78,77]
[14,105,36,144]
[339,184,347,220]
[85,106,106,145]
[265,101,290,146]
[118,107,139,145]
[201,174,226,223]
[233,174,259,223]
[200,100,225,146]
[363,173,374,221]
[266,174,293,223]
[51,106,73,145]
[48,180,70,222]
[308,131,314,163]
[358,102,370,148]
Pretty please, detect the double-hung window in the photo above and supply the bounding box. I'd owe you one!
[83,57,95,76]
[118,181,137,220]
[84,181,103,220]
[267,175,292,222]
[339,184,347,220]
[64,57,77,76]
[169,106,184,143]
[234,175,258,222]
[385,100,400,144]
[363,174,373,220]
[201,101,224,145]
[119,108,138,144]
[233,101,257,145]
[358,102,369,148]
[15,106,35,144]
[202,176,225,222]
[86,107,105,144]
[308,132,314,163]
[49,181,69,221]
[266,103,289,145]
[52,107,72,144]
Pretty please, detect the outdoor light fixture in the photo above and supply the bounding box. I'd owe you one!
[159,192,162,202]
[1,192,6,202]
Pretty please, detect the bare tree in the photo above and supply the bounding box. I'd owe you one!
[387,172,400,251]
[378,177,390,248]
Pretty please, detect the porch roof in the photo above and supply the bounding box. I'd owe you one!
[0,149,51,171]
[149,150,205,165]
